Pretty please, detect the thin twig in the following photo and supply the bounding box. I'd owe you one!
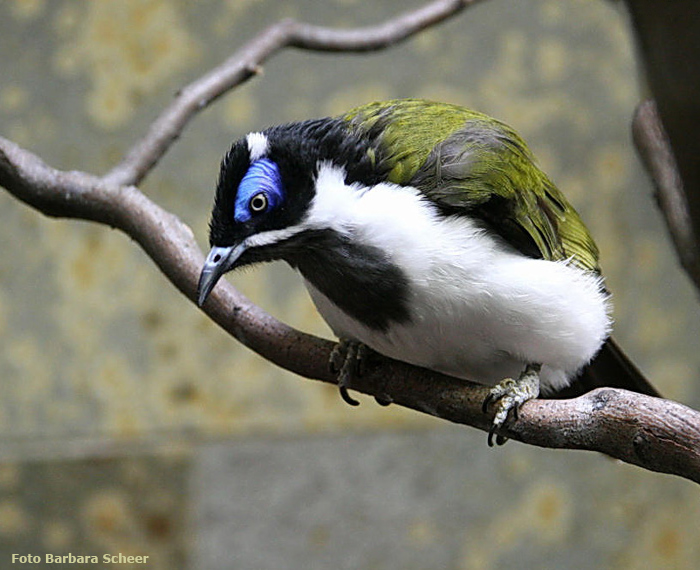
[104,0,481,188]
[632,99,700,289]
[625,1,700,274]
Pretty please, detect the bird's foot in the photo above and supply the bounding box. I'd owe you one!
[482,363,541,446]
[329,339,372,406]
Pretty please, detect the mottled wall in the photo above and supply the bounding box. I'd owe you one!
[0,0,698,568]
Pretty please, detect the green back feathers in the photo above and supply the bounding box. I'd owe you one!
[341,99,600,273]
[343,99,483,185]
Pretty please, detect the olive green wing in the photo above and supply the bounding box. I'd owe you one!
[342,99,600,273]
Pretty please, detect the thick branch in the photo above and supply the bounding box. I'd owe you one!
[104,0,482,188]
[1,1,698,484]
[352,365,700,484]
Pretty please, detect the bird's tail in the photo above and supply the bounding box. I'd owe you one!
[552,337,661,399]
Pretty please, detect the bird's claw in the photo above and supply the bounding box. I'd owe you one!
[483,364,541,446]
[329,339,371,406]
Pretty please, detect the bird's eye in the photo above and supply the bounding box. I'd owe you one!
[249,192,268,214]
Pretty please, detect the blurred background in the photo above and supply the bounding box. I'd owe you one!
[1,0,699,568]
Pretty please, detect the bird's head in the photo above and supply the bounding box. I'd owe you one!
[196,117,380,306]
[196,98,544,307]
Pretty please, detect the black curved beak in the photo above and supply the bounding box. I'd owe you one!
[197,244,246,307]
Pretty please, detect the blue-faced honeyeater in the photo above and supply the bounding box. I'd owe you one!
[197,99,659,444]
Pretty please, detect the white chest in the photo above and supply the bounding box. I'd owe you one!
[300,167,611,392]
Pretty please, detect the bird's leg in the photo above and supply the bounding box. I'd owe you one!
[329,339,371,406]
[482,363,541,446]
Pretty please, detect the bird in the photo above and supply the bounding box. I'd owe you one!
[196,98,659,444]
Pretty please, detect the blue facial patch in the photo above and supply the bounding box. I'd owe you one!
[234,159,284,223]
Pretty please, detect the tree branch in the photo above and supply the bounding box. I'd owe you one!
[625,1,700,268]
[1,0,699,484]
[103,0,482,188]
[632,100,700,290]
